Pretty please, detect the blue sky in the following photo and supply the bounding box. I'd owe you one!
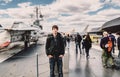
[0,0,55,9]
[89,0,120,15]
[0,0,120,32]
[0,0,119,14]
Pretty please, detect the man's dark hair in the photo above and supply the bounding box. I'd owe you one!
[116,31,120,35]
[52,25,58,30]
[108,31,112,34]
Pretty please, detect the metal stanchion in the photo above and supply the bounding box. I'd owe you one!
[63,47,69,74]
[36,53,39,77]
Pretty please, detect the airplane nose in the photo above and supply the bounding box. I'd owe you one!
[0,32,10,49]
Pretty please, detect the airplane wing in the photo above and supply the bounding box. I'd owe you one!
[83,25,89,32]
[5,27,39,31]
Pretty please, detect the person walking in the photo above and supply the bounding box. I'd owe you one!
[108,32,116,54]
[45,25,65,77]
[75,33,82,54]
[117,32,120,58]
[66,34,70,48]
[83,33,92,59]
[100,31,114,68]
[62,33,67,48]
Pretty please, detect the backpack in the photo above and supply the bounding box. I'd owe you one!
[108,37,113,52]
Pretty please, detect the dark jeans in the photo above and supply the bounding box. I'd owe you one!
[118,50,120,58]
[75,42,81,54]
[112,46,115,53]
[67,42,70,48]
[102,50,114,67]
[49,57,63,77]
[104,52,114,66]
[85,48,90,58]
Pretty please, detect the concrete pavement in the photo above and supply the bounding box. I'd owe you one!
[69,42,120,77]
[0,41,120,77]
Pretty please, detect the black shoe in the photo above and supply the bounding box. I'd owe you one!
[103,64,107,68]
[111,65,116,69]
[86,56,89,60]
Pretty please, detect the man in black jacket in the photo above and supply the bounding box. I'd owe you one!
[45,25,65,77]
[100,31,114,68]
[75,33,82,54]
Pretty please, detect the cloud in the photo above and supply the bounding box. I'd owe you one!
[42,0,105,27]
[111,0,120,7]
[0,0,12,4]
[4,0,12,3]
[0,2,36,27]
[0,3,6,5]
[18,2,32,8]
[0,2,35,19]
[49,0,95,14]
[97,8,120,19]
[46,0,120,29]
[0,0,120,32]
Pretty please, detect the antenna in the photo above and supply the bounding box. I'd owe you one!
[38,5,43,20]
[35,6,39,20]
[33,3,43,30]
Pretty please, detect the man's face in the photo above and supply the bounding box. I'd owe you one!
[103,33,108,37]
[52,28,58,34]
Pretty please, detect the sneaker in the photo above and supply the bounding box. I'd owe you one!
[103,64,107,68]
[111,65,116,69]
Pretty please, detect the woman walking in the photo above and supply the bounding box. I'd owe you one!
[83,33,92,59]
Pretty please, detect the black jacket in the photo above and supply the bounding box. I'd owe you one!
[83,38,92,49]
[75,35,82,43]
[100,36,109,52]
[117,37,120,50]
[45,33,65,56]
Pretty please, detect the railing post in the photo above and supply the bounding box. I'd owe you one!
[36,53,39,77]
[63,48,69,74]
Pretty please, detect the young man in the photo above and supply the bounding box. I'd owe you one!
[45,25,65,77]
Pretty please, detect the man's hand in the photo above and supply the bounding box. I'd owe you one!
[48,55,53,58]
[105,44,108,48]
[59,55,64,58]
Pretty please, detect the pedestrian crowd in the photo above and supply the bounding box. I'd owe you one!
[45,25,120,77]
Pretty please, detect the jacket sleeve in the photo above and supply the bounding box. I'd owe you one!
[75,37,77,43]
[117,38,120,50]
[100,38,104,49]
[45,36,51,56]
[60,36,65,55]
